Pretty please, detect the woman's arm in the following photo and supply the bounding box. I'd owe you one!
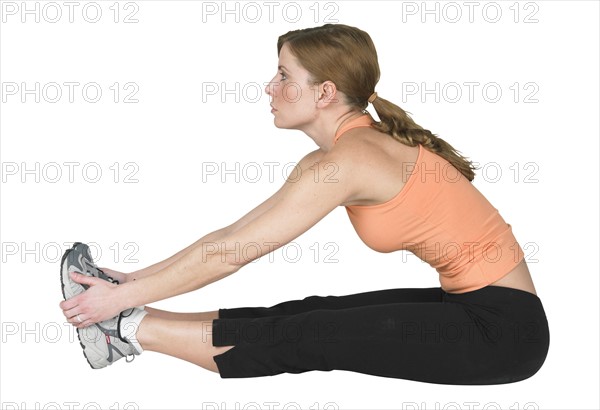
[110,150,325,283]
[108,227,230,283]
[63,148,349,323]
[121,152,354,307]
[65,147,358,324]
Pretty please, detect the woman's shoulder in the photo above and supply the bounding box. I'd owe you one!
[299,148,326,163]
[329,127,422,205]
[333,126,420,170]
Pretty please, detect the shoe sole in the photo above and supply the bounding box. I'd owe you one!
[77,326,111,369]
[59,247,72,300]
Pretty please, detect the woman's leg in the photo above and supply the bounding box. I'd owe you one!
[130,288,442,374]
[210,286,550,383]
[144,306,219,322]
[133,287,548,383]
[135,315,234,373]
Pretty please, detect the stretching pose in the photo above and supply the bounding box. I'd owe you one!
[59,24,549,384]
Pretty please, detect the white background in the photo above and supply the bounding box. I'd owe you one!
[1,1,598,409]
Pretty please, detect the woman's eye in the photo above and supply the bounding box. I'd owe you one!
[279,71,287,81]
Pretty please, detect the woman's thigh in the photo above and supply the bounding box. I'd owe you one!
[219,287,444,319]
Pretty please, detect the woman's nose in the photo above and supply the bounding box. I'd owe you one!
[265,76,278,96]
[265,82,274,97]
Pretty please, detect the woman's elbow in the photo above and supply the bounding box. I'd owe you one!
[201,240,255,275]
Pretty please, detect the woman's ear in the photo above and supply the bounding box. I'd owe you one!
[316,80,339,107]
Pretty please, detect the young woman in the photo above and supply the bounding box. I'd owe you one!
[59,24,550,384]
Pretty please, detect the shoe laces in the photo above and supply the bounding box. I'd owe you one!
[98,267,119,284]
[82,259,119,284]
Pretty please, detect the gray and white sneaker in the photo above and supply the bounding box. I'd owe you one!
[78,307,148,369]
[60,242,118,300]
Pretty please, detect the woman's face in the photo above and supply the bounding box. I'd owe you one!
[265,43,320,130]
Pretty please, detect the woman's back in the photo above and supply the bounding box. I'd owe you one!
[332,114,534,294]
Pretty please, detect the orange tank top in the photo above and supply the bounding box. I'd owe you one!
[334,114,525,293]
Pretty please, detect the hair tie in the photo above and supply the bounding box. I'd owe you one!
[368,92,378,103]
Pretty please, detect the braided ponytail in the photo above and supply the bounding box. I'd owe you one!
[370,95,477,181]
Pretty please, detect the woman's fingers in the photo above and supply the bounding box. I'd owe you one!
[69,271,102,286]
[60,295,81,314]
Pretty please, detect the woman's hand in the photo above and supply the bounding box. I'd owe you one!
[99,267,130,284]
[59,272,125,328]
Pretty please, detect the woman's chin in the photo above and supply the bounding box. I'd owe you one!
[273,117,289,129]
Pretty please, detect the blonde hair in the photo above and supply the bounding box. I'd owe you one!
[278,24,477,181]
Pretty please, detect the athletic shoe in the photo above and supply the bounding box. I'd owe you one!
[60,242,118,301]
[77,307,148,369]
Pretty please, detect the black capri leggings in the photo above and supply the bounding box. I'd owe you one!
[212,285,550,384]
